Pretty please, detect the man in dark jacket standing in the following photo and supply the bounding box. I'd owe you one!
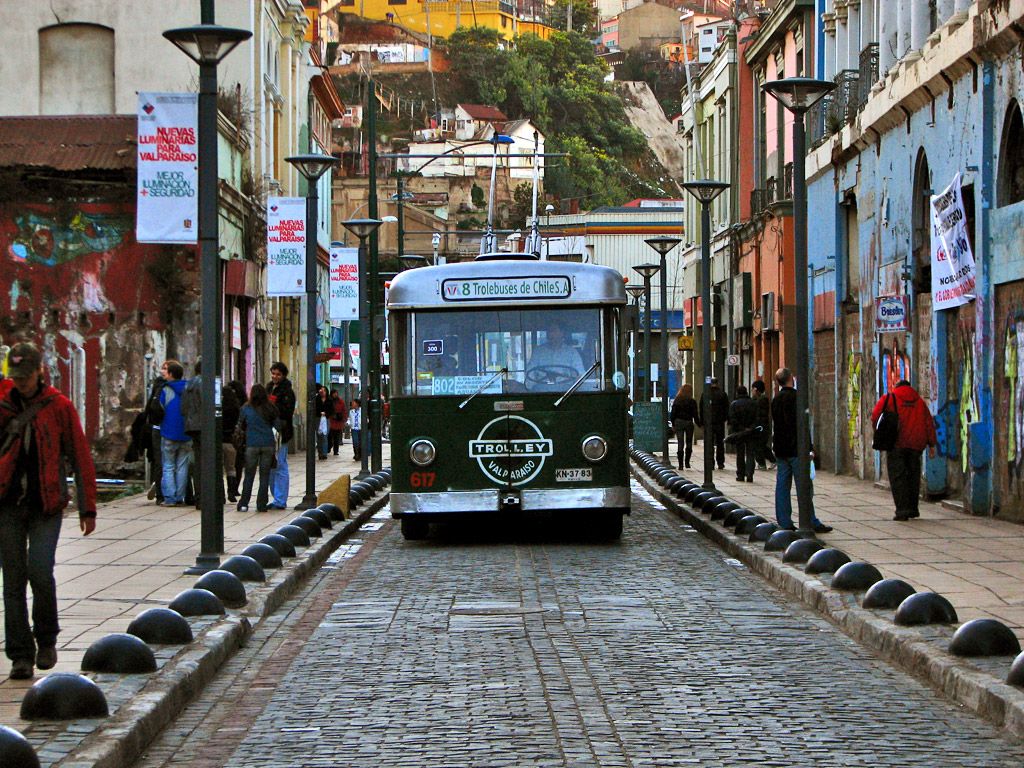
[728,386,758,482]
[771,367,831,533]
[266,361,296,510]
[699,378,730,470]
[751,380,775,469]
[871,380,937,520]
[0,343,97,679]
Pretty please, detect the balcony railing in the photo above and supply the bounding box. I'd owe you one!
[751,165,794,214]
[833,69,860,124]
[858,43,879,108]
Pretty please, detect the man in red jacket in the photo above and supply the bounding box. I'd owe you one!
[0,343,97,679]
[871,379,937,521]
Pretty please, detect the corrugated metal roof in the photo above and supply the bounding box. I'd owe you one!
[0,115,137,171]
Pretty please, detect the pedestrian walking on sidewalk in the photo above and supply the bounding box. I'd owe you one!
[751,380,776,469]
[158,360,191,506]
[222,381,243,503]
[728,386,757,482]
[0,343,97,679]
[771,367,832,533]
[143,364,169,503]
[349,399,362,461]
[871,380,937,521]
[266,362,296,510]
[315,386,331,461]
[699,378,729,470]
[670,384,698,469]
[328,390,347,455]
[235,384,278,513]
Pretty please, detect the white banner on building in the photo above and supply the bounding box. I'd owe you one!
[136,92,198,244]
[930,173,977,311]
[329,246,360,321]
[267,197,307,296]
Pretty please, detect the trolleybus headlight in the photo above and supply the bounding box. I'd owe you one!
[410,439,437,467]
[582,435,608,463]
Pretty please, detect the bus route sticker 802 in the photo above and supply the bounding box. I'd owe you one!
[469,415,553,486]
[555,468,592,482]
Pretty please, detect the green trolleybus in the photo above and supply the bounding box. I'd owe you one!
[387,253,631,540]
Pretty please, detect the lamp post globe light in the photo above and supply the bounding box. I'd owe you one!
[644,236,682,464]
[343,217,383,479]
[285,152,339,511]
[625,284,646,407]
[681,179,729,492]
[164,3,251,576]
[761,77,834,535]
[632,263,661,403]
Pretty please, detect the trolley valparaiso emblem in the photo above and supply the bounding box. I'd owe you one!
[469,415,554,486]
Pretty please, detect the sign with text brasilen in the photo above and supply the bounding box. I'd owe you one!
[930,173,977,311]
[329,246,359,321]
[136,93,198,244]
[267,197,306,297]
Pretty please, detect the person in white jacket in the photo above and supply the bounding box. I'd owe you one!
[348,399,362,461]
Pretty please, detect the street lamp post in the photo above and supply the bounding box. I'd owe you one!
[164,2,250,575]
[682,180,730,491]
[645,236,682,463]
[392,175,415,262]
[625,284,645,407]
[285,153,340,511]
[343,218,383,479]
[761,77,835,534]
[633,263,660,402]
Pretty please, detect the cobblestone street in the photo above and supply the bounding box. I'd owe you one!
[132,482,1024,767]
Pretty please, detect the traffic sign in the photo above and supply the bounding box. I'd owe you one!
[727,354,740,366]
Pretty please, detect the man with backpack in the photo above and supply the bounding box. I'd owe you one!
[871,380,937,521]
[158,360,191,506]
[180,360,203,507]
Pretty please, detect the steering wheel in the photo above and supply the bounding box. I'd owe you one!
[526,364,579,385]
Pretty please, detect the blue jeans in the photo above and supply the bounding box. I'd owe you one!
[774,456,821,528]
[240,446,276,511]
[161,437,192,503]
[270,442,290,507]
[351,429,361,460]
[0,511,63,661]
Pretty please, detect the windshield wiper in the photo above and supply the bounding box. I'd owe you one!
[459,367,507,410]
[554,361,599,408]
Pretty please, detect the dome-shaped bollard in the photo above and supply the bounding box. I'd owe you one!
[749,521,779,543]
[683,485,704,503]
[20,673,109,720]
[894,592,958,626]
[831,562,884,592]
[350,482,374,501]
[735,515,767,536]
[276,524,311,548]
[666,477,687,494]
[364,475,384,492]
[711,501,739,521]
[1007,651,1024,686]
[81,633,157,674]
[783,539,825,564]
[765,530,803,552]
[169,588,226,617]
[692,492,720,511]
[949,619,1022,657]
[220,555,266,583]
[723,508,751,528]
[0,725,40,768]
[805,548,851,575]
[862,578,916,609]
[259,533,297,558]
[348,490,363,510]
[674,482,699,499]
[194,569,248,609]
[242,542,283,570]
[302,508,333,530]
[288,516,322,538]
[127,607,193,645]
[318,502,345,522]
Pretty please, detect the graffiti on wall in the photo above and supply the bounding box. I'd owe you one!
[846,350,862,468]
[880,338,911,394]
[6,210,128,266]
[1004,313,1024,494]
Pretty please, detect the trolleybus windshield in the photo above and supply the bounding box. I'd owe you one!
[394,307,621,396]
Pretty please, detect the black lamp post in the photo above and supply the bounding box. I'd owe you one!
[645,236,682,463]
[633,263,661,403]
[682,179,730,491]
[762,76,835,534]
[343,218,383,479]
[285,152,339,511]
[164,2,250,575]
[392,176,415,262]
[625,284,645,407]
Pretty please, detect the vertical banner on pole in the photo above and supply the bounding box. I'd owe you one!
[329,246,360,321]
[930,173,977,311]
[136,93,198,244]
[267,196,307,296]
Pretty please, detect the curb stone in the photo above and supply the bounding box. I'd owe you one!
[54,492,390,768]
[632,465,1024,739]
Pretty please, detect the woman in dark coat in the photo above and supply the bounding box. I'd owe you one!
[236,384,278,513]
[670,384,699,469]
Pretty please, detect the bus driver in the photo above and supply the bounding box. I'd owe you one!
[526,321,585,390]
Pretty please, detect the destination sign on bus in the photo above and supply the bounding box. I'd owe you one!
[441,276,572,302]
[431,375,502,396]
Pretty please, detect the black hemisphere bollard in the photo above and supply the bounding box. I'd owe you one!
[348,490,363,510]
[723,508,750,528]
[735,515,767,536]
[288,516,323,538]
[351,482,374,502]
[0,725,40,768]
[364,475,384,492]
[831,562,884,592]
[276,524,312,548]
[782,539,825,565]
[220,554,267,583]
[862,578,916,609]
[169,588,226,616]
[749,521,779,543]
[894,592,958,626]
[765,529,804,552]
[682,484,704,503]
[302,508,333,530]
[81,633,158,674]
[259,533,297,558]
[194,569,248,609]
[804,548,851,575]
[20,673,109,720]
[949,619,1022,657]
[317,502,346,522]
[666,477,688,495]
[127,608,194,645]
[711,500,740,521]
[691,491,718,511]
[1007,651,1024,686]
[242,542,284,569]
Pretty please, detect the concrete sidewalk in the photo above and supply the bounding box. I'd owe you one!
[0,444,389,750]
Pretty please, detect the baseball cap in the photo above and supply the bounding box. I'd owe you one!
[7,343,42,378]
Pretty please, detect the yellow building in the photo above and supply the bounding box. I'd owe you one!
[327,0,553,42]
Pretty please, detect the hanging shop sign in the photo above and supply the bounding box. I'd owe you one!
[930,173,977,311]
[136,92,198,244]
[875,295,910,333]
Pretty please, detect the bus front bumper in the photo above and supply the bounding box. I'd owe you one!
[391,487,630,517]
